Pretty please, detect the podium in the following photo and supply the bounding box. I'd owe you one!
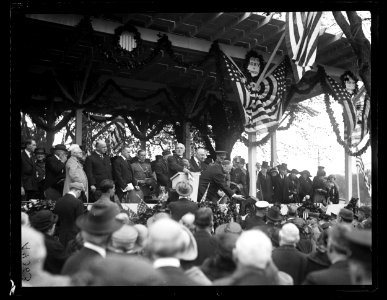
[170,172,201,202]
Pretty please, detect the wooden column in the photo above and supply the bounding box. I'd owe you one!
[345,152,352,204]
[75,108,83,145]
[248,132,257,197]
[184,121,191,159]
[271,131,277,168]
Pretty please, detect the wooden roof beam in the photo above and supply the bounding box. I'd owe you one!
[172,13,195,32]
[25,14,349,77]
[230,13,274,45]
[211,12,252,41]
[260,24,286,45]
[191,13,223,37]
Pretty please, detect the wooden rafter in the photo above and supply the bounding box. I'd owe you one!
[191,12,224,37]
[212,12,252,41]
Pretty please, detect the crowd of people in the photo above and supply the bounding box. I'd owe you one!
[20,138,373,287]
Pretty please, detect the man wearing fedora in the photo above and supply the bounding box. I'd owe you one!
[146,218,200,285]
[61,201,123,275]
[168,181,198,222]
[84,140,113,202]
[257,161,273,203]
[34,147,47,199]
[255,205,282,248]
[21,139,39,200]
[299,170,313,201]
[30,210,69,275]
[44,144,68,201]
[54,182,86,248]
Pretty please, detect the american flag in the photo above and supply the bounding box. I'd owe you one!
[137,199,149,215]
[356,156,371,196]
[351,87,371,147]
[285,12,322,83]
[325,75,357,140]
[244,59,288,134]
[200,183,210,202]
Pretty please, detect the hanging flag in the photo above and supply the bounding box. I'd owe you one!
[285,12,322,83]
[356,156,371,196]
[325,75,357,139]
[351,87,371,147]
[137,199,149,215]
[244,59,289,134]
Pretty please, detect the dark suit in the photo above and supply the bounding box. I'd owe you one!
[44,155,66,200]
[167,154,185,179]
[61,246,104,275]
[302,260,352,285]
[154,159,170,187]
[197,164,234,203]
[257,172,273,202]
[189,157,208,173]
[191,230,217,267]
[272,245,308,285]
[156,266,199,286]
[299,176,313,201]
[112,155,136,200]
[84,152,113,188]
[230,167,247,196]
[281,175,292,204]
[168,198,198,221]
[271,175,283,204]
[54,193,85,248]
[21,151,38,199]
[43,234,69,275]
[244,215,266,230]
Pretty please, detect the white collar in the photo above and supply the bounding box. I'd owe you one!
[153,257,180,269]
[54,154,61,160]
[83,242,106,258]
[67,190,78,198]
[24,149,31,158]
[119,153,127,161]
[194,157,200,164]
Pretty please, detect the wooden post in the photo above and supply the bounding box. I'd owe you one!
[75,108,83,145]
[356,164,361,205]
[248,132,257,197]
[345,152,352,204]
[271,131,277,168]
[184,121,191,159]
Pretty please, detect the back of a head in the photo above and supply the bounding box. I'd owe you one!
[194,207,213,228]
[99,179,115,193]
[328,223,352,255]
[279,223,300,245]
[72,255,165,286]
[234,229,272,269]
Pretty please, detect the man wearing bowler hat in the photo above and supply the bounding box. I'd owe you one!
[61,201,122,275]
[44,144,68,201]
[257,161,273,203]
[30,210,68,275]
[54,182,86,248]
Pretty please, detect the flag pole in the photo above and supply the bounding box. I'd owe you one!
[356,163,361,206]
[255,31,286,87]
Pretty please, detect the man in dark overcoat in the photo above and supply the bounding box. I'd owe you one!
[54,182,85,248]
[256,161,273,202]
[168,181,198,221]
[84,140,113,202]
[154,150,172,188]
[44,144,68,201]
[189,148,208,173]
[299,170,313,201]
[112,146,137,202]
[21,139,39,200]
[197,160,245,203]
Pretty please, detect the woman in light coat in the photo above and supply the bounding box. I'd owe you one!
[63,144,88,201]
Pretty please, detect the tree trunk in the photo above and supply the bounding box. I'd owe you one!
[45,130,55,150]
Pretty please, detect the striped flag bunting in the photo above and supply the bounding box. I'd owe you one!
[222,51,289,134]
[325,75,357,139]
[285,12,322,83]
[137,199,149,215]
[356,156,371,196]
[351,87,371,147]
[200,183,210,202]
